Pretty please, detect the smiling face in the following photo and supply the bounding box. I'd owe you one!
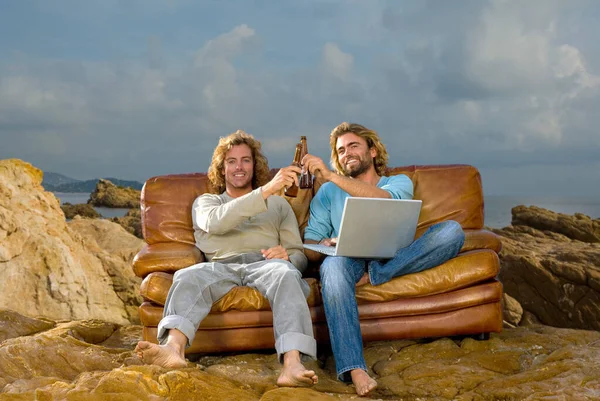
[336,132,377,178]
[222,144,254,194]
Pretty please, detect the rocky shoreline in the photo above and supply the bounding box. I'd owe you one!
[58,178,143,238]
[2,158,600,400]
[2,310,600,400]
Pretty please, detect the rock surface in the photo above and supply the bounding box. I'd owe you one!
[1,309,600,400]
[0,159,143,325]
[88,178,141,208]
[512,204,600,243]
[68,216,144,323]
[60,202,101,219]
[111,208,142,239]
[493,205,600,331]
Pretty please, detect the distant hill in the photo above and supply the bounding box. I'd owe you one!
[43,172,80,186]
[42,172,144,193]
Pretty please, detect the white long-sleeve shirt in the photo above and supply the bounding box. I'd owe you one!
[192,188,308,272]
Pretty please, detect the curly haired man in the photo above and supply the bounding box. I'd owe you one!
[136,130,318,387]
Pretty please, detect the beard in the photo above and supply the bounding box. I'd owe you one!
[343,156,374,178]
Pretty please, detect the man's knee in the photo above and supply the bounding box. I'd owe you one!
[173,264,210,285]
[445,220,465,242]
[437,220,465,252]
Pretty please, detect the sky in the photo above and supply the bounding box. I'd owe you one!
[1,0,599,197]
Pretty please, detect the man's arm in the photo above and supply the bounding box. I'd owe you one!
[194,165,303,235]
[303,154,413,199]
[193,189,268,235]
[302,154,389,198]
[327,174,391,198]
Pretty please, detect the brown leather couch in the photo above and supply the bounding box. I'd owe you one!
[132,164,503,354]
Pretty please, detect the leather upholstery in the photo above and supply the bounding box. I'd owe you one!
[132,164,504,353]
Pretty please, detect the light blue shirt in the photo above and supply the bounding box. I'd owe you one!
[304,174,414,241]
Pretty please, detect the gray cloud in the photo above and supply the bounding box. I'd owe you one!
[0,0,599,197]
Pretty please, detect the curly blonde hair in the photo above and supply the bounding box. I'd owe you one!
[207,130,271,194]
[329,122,389,176]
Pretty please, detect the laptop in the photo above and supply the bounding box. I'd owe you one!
[303,197,422,259]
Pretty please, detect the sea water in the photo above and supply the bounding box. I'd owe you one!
[54,192,130,218]
[53,192,599,228]
[484,195,600,228]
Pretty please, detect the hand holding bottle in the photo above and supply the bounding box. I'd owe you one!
[301,154,333,181]
[262,165,302,199]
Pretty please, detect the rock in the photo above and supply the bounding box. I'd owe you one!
[502,293,523,327]
[493,206,600,331]
[61,202,101,219]
[0,309,55,342]
[511,205,600,243]
[112,208,142,239]
[0,159,141,325]
[88,178,141,208]
[2,309,600,400]
[67,217,144,323]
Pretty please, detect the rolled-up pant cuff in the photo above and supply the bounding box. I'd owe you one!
[275,332,317,363]
[338,364,368,383]
[157,315,196,348]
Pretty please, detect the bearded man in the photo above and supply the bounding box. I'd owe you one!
[302,122,465,396]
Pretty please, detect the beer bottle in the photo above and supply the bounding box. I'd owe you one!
[299,136,313,189]
[284,143,302,197]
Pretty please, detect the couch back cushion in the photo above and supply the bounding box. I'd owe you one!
[392,164,484,234]
[141,164,483,245]
[142,173,209,245]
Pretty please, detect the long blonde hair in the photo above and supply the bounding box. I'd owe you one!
[329,122,389,176]
[207,130,270,194]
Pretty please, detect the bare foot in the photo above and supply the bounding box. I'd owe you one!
[356,273,370,287]
[350,369,377,396]
[134,341,187,368]
[277,350,318,387]
[277,363,318,387]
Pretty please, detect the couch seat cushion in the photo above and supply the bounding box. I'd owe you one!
[356,249,499,303]
[141,272,321,311]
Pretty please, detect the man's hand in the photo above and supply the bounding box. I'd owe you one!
[319,237,337,246]
[261,166,302,199]
[301,154,333,181]
[261,245,290,261]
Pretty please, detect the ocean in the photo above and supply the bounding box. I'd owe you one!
[54,192,130,219]
[54,192,600,228]
[484,195,600,228]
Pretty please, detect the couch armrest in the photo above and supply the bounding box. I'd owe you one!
[132,242,204,278]
[461,229,502,253]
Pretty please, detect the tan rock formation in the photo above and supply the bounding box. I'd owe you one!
[88,178,141,208]
[68,216,144,323]
[2,309,600,400]
[493,205,600,331]
[0,159,142,325]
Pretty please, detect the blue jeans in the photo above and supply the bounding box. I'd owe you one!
[319,220,465,382]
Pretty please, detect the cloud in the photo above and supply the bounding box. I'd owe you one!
[0,1,599,197]
[320,42,354,80]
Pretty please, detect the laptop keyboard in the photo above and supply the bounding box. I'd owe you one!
[303,244,336,256]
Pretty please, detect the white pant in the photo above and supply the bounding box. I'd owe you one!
[157,252,316,361]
